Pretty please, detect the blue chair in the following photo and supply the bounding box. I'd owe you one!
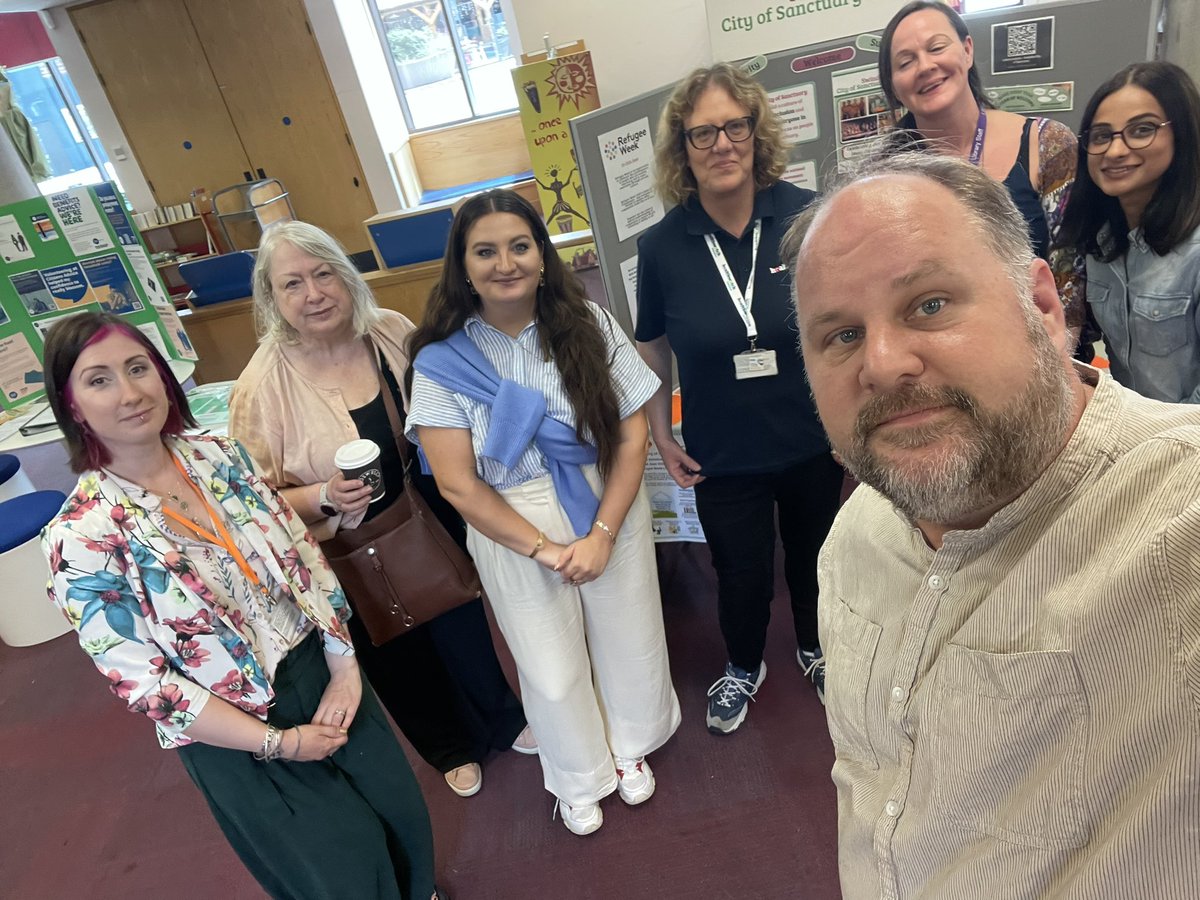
[179,251,256,307]
[0,453,34,503]
[0,490,71,647]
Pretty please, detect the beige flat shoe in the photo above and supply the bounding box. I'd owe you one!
[511,724,539,755]
[445,763,482,797]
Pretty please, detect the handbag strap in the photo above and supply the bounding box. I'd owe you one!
[366,337,414,479]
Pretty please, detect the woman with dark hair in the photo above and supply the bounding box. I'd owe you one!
[1058,62,1200,402]
[406,189,680,836]
[878,0,1086,332]
[40,311,443,900]
[636,62,843,733]
[228,220,531,800]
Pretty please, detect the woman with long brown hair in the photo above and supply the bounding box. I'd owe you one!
[406,189,680,836]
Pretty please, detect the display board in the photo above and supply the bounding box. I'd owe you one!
[570,0,1163,335]
[0,183,196,422]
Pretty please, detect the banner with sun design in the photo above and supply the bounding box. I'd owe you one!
[512,49,601,235]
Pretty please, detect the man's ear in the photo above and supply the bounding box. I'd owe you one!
[1029,258,1068,348]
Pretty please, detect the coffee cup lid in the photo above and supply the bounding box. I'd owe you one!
[334,439,381,470]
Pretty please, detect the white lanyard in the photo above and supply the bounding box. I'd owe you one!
[705,219,761,349]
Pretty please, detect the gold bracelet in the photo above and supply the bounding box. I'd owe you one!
[527,530,545,557]
[593,519,616,544]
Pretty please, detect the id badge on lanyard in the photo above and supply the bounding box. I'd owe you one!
[705,220,778,380]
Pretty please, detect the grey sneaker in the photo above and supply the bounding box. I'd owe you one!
[706,661,767,734]
[798,647,826,705]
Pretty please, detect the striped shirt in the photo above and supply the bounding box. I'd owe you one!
[819,365,1200,899]
[407,302,659,490]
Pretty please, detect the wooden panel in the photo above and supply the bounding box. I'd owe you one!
[186,0,375,254]
[179,298,259,385]
[409,114,532,191]
[364,262,442,324]
[69,0,251,206]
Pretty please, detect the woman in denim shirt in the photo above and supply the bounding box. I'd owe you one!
[1059,62,1200,403]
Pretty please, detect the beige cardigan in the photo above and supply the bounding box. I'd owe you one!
[228,310,416,541]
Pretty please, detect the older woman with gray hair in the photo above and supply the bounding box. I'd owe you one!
[229,221,532,798]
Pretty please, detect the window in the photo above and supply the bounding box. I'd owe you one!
[6,58,121,196]
[370,0,521,131]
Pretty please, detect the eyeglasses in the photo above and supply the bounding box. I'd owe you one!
[683,116,756,150]
[1082,120,1171,154]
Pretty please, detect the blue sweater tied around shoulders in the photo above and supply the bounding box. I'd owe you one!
[412,329,599,538]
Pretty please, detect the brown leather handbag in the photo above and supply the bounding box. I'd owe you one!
[320,348,481,646]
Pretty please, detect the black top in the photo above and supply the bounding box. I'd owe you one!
[347,360,468,547]
[635,180,830,477]
[1002,117,1051,261]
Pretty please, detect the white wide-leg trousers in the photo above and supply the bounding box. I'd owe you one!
[467,473,681,807]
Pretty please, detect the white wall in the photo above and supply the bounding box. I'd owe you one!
[512,0,712,105]
[304,0,406,212]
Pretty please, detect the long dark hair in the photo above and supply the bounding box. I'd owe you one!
[43,311,195,473]
[1057,61,1200,262]
[406,190,622,476]
[879,0,992,136]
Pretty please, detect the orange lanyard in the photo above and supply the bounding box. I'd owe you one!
[162,454,268,596]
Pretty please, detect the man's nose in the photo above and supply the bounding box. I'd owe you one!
[859,327,924,392]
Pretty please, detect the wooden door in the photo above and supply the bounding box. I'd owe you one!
[186,0,376,253]
[69,0,252,206]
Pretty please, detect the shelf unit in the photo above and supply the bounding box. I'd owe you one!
[137,216,215,298]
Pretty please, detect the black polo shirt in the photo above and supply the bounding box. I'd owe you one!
[635,180,829,477]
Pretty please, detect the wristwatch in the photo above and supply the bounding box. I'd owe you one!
[318,481,339,517]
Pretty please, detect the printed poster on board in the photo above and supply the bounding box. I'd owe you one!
[598,117,665,243]
[0,214,35,264]
[512,50,601,234]
[48,186,114,256]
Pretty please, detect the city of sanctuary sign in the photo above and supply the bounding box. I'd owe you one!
[707,0,899,62]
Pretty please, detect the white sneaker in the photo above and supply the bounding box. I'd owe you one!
[614,755,655,805]
[554,798,603,835]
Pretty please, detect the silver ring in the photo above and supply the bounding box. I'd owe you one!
[334,708,346,717]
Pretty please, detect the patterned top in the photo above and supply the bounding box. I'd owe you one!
[819,366,1200,899]
[406,302,659,489]
[1033,117,1089,330]
[42,435,352,749]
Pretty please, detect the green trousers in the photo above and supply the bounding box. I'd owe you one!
[179,632,436,900]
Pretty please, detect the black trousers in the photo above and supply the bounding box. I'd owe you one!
[346,467,527,773]
[692,452,843,672]
[179,632,436,900]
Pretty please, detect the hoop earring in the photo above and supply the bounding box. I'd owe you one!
[538,263,545,287]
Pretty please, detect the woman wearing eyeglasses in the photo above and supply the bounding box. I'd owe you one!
[878,1,1086,336]
[635,63,843,734]
[1058,62,1200,403]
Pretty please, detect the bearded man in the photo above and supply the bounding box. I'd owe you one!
[786,153,1200,900]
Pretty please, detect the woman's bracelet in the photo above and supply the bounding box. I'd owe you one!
[254,724,283,761]
[593,519,616,544]
[527,530,545,557]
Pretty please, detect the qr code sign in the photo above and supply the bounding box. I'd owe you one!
[1007,23,1038,58]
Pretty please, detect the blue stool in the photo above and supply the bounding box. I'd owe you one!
[0,490,71,647]
[0,453,34,503]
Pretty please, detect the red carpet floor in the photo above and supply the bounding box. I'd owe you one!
[1,541,841,899]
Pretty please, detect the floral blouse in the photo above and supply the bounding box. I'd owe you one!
[42,435,353,749]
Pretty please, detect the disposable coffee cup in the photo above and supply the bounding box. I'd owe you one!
[334,439,385,503]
